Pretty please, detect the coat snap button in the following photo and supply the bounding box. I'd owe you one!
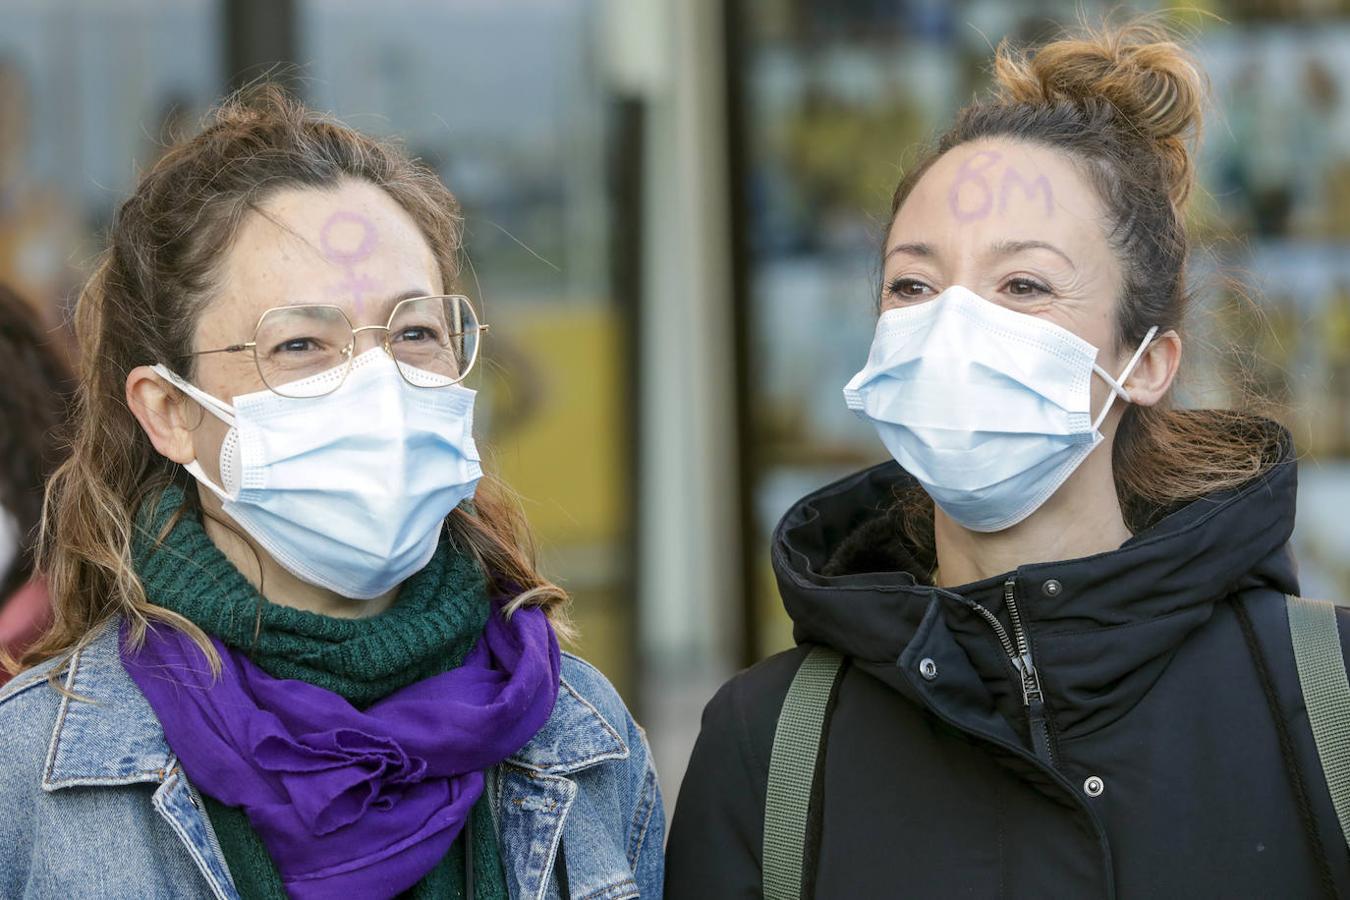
[1042,579,1063,598]
[919,658,939,681]
[1084,775,1105,797]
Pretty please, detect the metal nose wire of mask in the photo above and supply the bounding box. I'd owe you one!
[1089,324,1160,432]
[150,346,412,429]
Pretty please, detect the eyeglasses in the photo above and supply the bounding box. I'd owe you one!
[187,294,487,398]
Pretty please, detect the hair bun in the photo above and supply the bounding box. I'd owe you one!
[992,20,1206,205]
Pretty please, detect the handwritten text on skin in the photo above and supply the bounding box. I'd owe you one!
[947,150,1055,223]
[321,211,381,316]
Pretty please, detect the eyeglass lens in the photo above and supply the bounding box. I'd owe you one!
[253,296,481,397]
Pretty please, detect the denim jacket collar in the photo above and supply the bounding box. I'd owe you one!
[24,619,238,898]
[39,617,628,785]
[507,671,629,775]
[39,618,173,791]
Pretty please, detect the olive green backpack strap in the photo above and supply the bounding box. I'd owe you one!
[762,646,845,900]
[1287,594,1350,848]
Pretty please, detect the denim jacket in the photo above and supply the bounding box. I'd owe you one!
[0,618,664,899]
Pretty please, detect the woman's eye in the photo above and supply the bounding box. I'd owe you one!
[1004,277,1051,297]
[273,337,323,354]
[393,326,441,344]
[886,277,933,300]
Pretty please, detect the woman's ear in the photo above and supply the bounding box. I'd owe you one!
[126,366,199,464]
[1124,330,1182,408]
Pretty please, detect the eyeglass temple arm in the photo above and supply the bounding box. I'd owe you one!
[186,342,256,357]
[182,322,485,361]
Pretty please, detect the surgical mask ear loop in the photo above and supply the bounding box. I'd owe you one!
[150,364,238,502]
[150,364,237,427]
[1090,326,1161,432]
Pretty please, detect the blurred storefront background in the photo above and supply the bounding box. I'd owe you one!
[2,0,1348,807]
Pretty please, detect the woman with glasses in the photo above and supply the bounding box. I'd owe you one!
[0,86,662,900]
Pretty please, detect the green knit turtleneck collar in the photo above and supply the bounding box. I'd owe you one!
[129,483,509,900]
[131,483,489,708]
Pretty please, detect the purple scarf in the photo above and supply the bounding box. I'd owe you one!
[121,605,560,899]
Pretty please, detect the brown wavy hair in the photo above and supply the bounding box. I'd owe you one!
[886,18,1284,555]
[11,84,570,678]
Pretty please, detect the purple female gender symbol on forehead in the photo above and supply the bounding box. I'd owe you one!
[320,211,380,314]
[320,211,379,263]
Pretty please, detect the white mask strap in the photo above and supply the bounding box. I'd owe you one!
[184,459,234,503]
[150,364,236,427]
[1091,326,1160,432]
[151,364,238,501]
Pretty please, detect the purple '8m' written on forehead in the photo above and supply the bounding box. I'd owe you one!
[947,150,1055,224]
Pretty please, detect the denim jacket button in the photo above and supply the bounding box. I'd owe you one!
[918,658,939,681]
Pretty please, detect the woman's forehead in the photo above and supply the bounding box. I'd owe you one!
[889,139,1108,263]
[206,183,441,331]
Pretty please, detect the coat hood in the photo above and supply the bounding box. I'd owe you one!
[771,418,1299,739]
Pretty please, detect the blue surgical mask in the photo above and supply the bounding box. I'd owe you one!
[843,285,1158,532]
[153,349,483,599]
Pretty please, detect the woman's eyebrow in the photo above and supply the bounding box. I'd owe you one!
[885,241,937,260]
[374,289,434,317]
[987,239,1076,269]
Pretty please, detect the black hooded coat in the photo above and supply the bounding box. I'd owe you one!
[666,428,1350,898]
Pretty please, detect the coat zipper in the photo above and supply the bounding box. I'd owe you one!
[965,576,1055,765]
[900,646,1116,899]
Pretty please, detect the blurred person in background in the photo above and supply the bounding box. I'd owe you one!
[667,20,1350,898]
[0,87,662,900]
[0,281,69,686]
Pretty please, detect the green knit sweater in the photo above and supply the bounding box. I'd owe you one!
[132,485,509,900]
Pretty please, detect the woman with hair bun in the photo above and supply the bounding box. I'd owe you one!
[667,21,1350,898]
[0,86,662,900]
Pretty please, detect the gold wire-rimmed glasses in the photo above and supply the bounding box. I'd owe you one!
[186,294,488,398]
